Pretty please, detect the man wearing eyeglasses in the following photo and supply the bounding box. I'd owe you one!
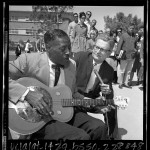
[85,11,92,39]
[73,38,118,139]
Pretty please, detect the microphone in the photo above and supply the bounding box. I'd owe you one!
[93,69,104,84]
[93,69,112,97]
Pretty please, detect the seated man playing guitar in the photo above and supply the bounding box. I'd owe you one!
[9,29,115,140]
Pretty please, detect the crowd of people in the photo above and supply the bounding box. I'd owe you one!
[67,11,144,88]
[10,10,144,140]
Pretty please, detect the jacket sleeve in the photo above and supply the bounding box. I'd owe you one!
[86,40,92,51]
[9,54,29,103]
[67,23,71,36]
[116,35,124,55]
[140,40,144,59]
[69,58,85,100]
[71,24,77,40]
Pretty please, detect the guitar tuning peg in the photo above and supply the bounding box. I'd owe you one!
[124,97,130,103]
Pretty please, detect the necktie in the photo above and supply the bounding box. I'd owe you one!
[51,64,61,86]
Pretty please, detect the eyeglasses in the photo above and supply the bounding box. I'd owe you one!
[94,45,111,53]
[81,17,86,19]
[86,13,91,16]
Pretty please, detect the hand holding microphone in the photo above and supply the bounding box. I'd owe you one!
[93,69,111,95]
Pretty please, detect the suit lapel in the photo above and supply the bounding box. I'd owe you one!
[37,53,50,86]
[92,60,105,90]
[99,61,109,83]
[86,54,93,80]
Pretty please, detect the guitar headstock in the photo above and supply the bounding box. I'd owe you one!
[114,96,130,110]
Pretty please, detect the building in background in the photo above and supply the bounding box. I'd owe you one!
[9,10,74,44]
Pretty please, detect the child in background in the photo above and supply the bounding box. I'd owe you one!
[86,30,97,52]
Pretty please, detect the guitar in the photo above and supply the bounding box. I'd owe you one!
[9,77,129,135]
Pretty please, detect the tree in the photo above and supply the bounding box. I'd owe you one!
[30,6,73,34]
[104,12,143,33]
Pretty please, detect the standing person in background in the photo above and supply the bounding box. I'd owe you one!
[86,30,97,52]
[97,30,103,39]
[106,31,118,84]
[104,28,111,40]
[25,39,32,53]
[116,28,123,43]
[116,22,138,89]
[84,11,92,39]
[128,33,141,86]
[115,28,123,79]
[41,43,46,52]
[15,43,22,59]
[90,19,98,38]
[99,28,112,42]
[35,37,41,52]
[67,13,79,49]
[72,12,88,57]
[137,24,144,86]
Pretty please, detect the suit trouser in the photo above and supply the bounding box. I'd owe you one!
[31,111,108,140]
[118,59,135,85]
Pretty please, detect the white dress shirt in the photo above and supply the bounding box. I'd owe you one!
[84,20,91,38]
[85,60,102,93]
[48,59,65,87]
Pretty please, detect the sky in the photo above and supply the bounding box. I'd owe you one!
[9,6,144,31]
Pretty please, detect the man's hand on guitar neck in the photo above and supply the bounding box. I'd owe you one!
[25,87,53,117]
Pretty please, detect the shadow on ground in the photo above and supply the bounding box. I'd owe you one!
[130,81,138,86]
[139,87,143,91]
[117,128,128,140]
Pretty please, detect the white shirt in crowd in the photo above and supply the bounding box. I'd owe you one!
[25,42,32,52]
[84,20,91,38]
[67,21,78,37]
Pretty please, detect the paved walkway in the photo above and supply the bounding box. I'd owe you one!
[113,74,143,140]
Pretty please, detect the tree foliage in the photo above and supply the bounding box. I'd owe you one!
[104,12,143,33]
[30,6,73,33]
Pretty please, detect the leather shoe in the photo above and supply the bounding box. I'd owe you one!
[128,82,132,86]
[119,84,123,89]
[124,84,132,89]
[136,80,140,85]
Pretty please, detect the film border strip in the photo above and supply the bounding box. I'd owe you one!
[3,2,8,150]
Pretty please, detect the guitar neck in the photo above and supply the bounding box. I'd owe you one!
[62,98,114,107]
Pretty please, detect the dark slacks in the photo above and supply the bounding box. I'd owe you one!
[31,111,108,140]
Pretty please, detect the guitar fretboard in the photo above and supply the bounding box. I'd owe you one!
[61,98,114,107]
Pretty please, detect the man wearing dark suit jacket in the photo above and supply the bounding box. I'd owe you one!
[15,43,21,59]
[116,22,138,89]
[73,38,118,139]
[9,29,109,140]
